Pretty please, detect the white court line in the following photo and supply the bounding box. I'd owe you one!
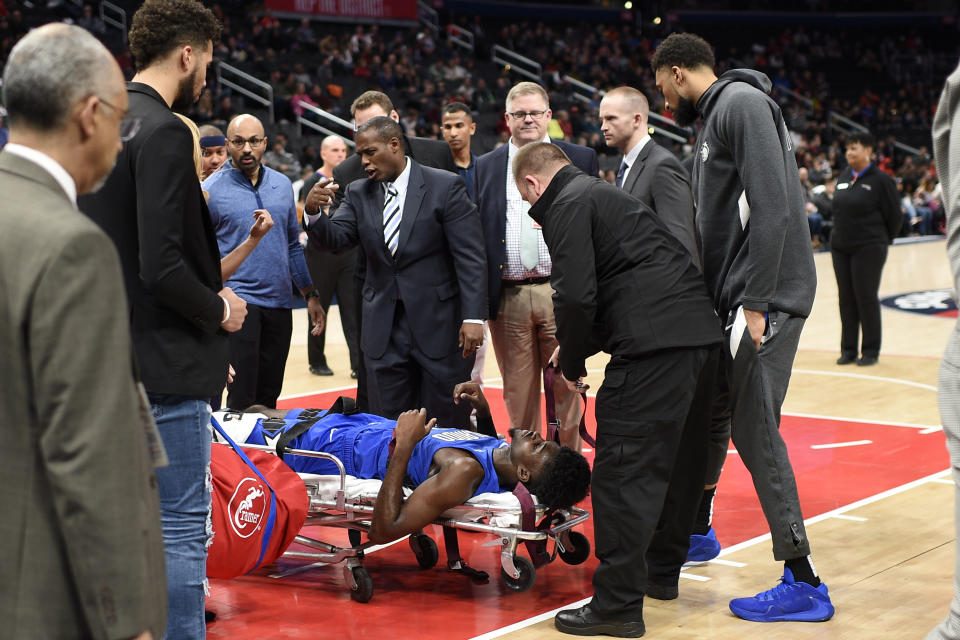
[470,467,951,640]
[704,558,747,568]
[811,439,873,450]
[279,384,359,401]
[932,478,956,485]
[469,597,592,640]
[921,427,945,434]
[830,514,868,522]
[678,572,710,583]
[727,449,739,454]
[783,411,939,431]
[792,369,938,392]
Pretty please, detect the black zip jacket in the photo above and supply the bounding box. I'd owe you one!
[528,165,721,382]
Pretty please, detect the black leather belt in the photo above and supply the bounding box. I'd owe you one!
[502,277,550,287]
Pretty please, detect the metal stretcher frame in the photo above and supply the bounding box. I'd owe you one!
[237,442,591,603]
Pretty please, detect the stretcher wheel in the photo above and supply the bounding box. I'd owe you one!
[350,566,374,603]
[348,528,363,548]
[409,534,439,569]
[501,555,536,592]
[558,531,591,566]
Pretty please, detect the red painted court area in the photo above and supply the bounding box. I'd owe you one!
[206,387,948,639]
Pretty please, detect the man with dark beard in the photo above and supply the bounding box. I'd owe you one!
[652,33,833,625]
[78,1,244,637]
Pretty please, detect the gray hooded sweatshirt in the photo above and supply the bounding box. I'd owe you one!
[691,68,816,320]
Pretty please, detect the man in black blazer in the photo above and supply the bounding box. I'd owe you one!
[473,81,598,448]
[305,117,486,427]
[304,90,457,413]
[77,1,243,636]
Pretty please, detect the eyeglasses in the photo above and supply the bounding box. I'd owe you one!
[98,96,141,142]
[228,136,267,148]
[507,110,548,121]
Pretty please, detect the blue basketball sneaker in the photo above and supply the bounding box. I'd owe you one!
[686,527,721,563]
[729,569,835,622]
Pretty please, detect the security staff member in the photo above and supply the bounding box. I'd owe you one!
[513,142,721,638]
[830,130,901,366]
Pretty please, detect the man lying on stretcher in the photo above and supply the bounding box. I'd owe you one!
[214,382,591,544]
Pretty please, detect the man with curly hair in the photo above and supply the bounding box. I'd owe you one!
[652,32,833,624]
[78,1,236,637]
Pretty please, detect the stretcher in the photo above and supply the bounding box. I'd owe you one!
[235,442,592,603]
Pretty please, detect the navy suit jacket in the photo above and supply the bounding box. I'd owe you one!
[307,160,487,360]
[474,140,599,320]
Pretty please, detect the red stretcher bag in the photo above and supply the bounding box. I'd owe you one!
[207,418,309,578]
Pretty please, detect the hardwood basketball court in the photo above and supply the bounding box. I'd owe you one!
[207,239,956,639]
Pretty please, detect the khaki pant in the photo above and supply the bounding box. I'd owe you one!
[488,282,582,449]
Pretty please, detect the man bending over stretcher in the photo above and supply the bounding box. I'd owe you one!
[215,382,591,544]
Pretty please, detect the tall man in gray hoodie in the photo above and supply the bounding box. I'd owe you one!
[652,33,834,624]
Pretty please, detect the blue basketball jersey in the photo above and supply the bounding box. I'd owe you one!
[238,411,510,496]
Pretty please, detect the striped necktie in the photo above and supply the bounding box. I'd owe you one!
[382,182,400,255]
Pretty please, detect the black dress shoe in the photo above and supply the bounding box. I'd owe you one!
[857,356,878,366]
[644,581,678,600]
[836,354,856,365]
[309,364,334,376]
[555,604,645,638]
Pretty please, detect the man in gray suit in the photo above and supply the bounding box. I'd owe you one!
[0,24,166,640]
[599,86,701,270]
[927,56,960,640]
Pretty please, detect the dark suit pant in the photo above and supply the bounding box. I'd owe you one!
[590,345,716,618]
[832,243,888,359]
[305,244,360,371]
[366,302,474,428]
[226,304,292,410]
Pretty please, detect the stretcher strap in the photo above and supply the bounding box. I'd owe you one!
[442,527,489,582]
[543,365,595,447]
[275,414,325,455]
[512,482,554,569]
[211,417,278,570]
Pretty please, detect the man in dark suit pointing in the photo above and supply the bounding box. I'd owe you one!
[305,117,486,427]
[303,90,457,412]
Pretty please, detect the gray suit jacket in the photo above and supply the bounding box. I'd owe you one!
[622,140,703,272]
[0,151,167,639]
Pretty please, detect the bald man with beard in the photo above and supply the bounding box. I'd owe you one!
[204,113,324,411]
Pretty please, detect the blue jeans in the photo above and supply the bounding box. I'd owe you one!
[150,396,212,640]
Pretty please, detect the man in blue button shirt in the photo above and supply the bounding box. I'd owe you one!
[204,113,325,410]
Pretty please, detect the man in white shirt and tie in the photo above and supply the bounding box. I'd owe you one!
[304,116,487,427]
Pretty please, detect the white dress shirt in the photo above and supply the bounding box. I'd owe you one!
[503,135,552,280]
[618,134,651,188]
[4,143,77,206]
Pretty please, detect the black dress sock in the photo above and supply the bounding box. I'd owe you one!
[693,487,717,536]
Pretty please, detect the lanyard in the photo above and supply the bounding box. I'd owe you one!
[851,163,872,184]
